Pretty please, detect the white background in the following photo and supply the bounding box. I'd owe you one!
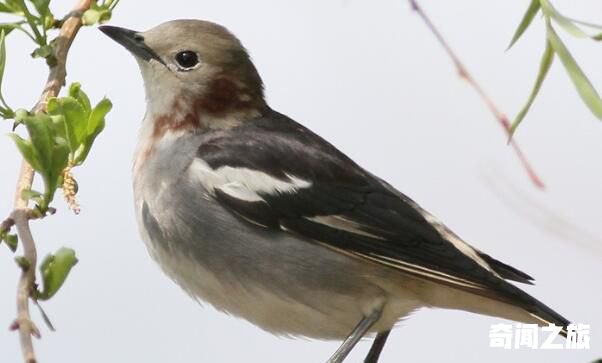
[1,1,601,362]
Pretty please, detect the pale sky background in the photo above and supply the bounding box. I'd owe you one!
[1,1,601,362]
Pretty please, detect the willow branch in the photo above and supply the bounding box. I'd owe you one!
[408,0,545,189]
[9,1,93,362]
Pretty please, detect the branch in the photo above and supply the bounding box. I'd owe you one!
[9,1,94,362]
[10,209,40,363]
[407,0,545,189]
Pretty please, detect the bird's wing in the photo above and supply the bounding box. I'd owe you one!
[192,110,535,306]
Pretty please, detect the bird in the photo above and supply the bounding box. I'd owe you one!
[99,19,570,363]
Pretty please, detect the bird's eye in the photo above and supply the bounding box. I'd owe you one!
[175,51,199,70]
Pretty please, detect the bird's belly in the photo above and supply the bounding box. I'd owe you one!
[135,177,422,339]
[144,230,420,339]
[148,243,379,338]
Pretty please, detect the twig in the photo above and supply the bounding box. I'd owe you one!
[1,216,15,233]
[1,209,48,234]
[10,209,41,363]
[13,162,35,210]
[407,0,545,189]
[9,1,93,362]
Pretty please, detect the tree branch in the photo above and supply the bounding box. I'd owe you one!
[10,209,40,363]
[408,0,545,189]
[9,1,94,362]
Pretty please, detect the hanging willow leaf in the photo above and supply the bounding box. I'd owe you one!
[546,20,602,119]
[511,40,555,135]
[507,0,541,49]
[540,0,602,39]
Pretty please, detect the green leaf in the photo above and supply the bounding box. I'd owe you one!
[50,140,69,177]
[0,30,7,85]
[4,0,23,13]
[0,22,22,37]
[4,234,18,252]
[46,85,111,166]
[87,98,111,135]
[40,137,69,208]
[21,188,42,199]
[61,97,87,152]
[7,0,22,8]
[568,18,602,31]
[75,98,112,164]
[47,100,67,139]
[37,247,78,300]
[46,97,59,113]
[107,0,120,11]
[28,0,50,18]
[21,188,43,204]
[49,113,66,140]
[540,0,601,39]
[98,10,112,23]
[17,112,69,209]
[507,0,540,49]
[0,3,17,13]
[68,82,91,115]
[0,29,12,113]
[511,40,555,134]
[48,95,89,155]
[14,108,28,122]
[31,44,52,59]
[547,21,602,119]
[43,13,54,30]
[23,113,53,171]
[540,0,583,37]
[75,98,111,164]
[8,133,42,171]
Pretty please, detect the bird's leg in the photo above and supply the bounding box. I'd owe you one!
[326,309,382,363]
[364,330,391,363]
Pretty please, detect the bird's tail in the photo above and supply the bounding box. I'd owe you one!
[419,276,571,338]
[525,297,570,338]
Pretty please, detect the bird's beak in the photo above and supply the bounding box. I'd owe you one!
[99,25,166,65]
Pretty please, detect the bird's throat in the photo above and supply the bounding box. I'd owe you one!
[150,76,266,139]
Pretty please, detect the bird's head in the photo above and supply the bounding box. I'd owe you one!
[100,19,266,134]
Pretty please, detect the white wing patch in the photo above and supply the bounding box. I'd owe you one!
[190,159,312,202]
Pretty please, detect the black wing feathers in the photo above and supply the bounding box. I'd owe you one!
[476,251,534,284]
[198,110,367,183]
[197,109,567,327]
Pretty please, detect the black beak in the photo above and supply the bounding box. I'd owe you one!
[99,25,165,65]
